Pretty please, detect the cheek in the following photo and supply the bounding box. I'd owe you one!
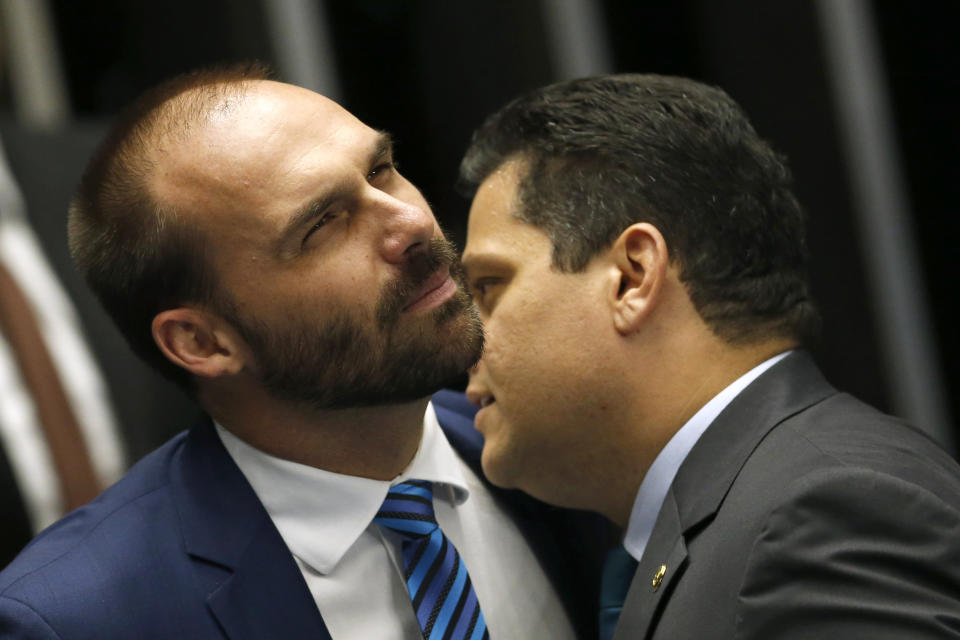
[478,400,544,491]
[482,319,543,395]
[483,304,577,385]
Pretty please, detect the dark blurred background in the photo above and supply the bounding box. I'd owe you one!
[1,0,956,454]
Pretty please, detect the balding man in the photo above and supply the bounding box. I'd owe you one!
[0,65,599,640]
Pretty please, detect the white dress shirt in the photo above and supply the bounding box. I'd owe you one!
[0,139,125,532]
[216,402,575,640]
[623,351,792,562]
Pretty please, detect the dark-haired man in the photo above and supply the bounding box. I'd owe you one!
[459,74,960,639]
[0,66,597,639]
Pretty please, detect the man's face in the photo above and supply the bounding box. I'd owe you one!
[462,159,622,506]
[154,81,482,408]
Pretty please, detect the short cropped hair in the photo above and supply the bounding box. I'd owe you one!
[68,62,272,388]
[459,74,820,344]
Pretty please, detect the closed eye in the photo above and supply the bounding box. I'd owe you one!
[302,211,337,245]
[468,277,501,301]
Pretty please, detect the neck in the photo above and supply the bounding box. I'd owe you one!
[601,334,796,527]
[201,382,429,480]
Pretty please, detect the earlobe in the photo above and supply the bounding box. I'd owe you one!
[152,308,246,378]
[610,223,668,335]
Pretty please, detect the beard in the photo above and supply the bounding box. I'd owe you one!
[226,237,483,410]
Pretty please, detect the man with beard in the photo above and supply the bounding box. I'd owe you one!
[0,65,597,640]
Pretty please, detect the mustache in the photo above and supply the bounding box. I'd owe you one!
[375,236,465,328]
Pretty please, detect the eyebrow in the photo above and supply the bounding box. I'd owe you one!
[369,131,394,168]
[277,131,395,251]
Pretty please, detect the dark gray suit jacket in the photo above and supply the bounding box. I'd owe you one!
[613,351,960,639]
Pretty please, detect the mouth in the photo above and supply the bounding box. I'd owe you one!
[401,266,457,314]
[472,393,497,436]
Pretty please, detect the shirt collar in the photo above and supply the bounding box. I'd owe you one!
[623,350,792,561]
[215,402,469,575]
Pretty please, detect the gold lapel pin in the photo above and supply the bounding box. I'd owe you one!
[652,564,667,591]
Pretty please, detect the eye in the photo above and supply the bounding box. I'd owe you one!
[468,277,501,303]
[367,159,399,183]
[302,211,336,245]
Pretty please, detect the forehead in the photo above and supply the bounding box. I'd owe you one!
[463,157,553,266]
[151,80,380,226]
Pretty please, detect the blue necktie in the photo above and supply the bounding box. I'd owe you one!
[375,480,490,640]
[598,545,639,640]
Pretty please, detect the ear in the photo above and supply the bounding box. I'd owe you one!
[152,308,248,378]
[609,223,669,335]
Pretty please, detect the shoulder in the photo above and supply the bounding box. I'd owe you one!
[754,392,960,505]
[644,355,960,637]
[0,432,189,629]
[732,464,960,638]
[432,390,483,463]
[727,398,960,637]
[757,463,960,540]
[714,391,960,555]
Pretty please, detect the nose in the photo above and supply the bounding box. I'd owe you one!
[465,359,488,408]
[376,191,437,264]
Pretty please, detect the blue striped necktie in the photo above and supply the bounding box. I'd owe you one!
[375,480,490,640]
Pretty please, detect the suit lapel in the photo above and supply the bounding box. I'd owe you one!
[614,351,837,639]
[170,419,330,640]
[612,490,687,640]
[670,351,835,531]
[206,518,331,640]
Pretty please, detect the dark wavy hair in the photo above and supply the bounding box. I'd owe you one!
[459,73,819,344]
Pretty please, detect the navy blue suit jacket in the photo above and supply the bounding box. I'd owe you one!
[0,391,604,639]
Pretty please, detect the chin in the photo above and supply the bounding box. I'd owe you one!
[481,443,579,509]
[479,445,521,491]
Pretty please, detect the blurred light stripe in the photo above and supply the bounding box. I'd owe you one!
[540,0,613,79]
[816,0,953,450]
[0,0,70,128]
[262,0,342,102]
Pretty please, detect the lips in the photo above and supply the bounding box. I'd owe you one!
[402,266,456,314]
[472,396,497,438]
